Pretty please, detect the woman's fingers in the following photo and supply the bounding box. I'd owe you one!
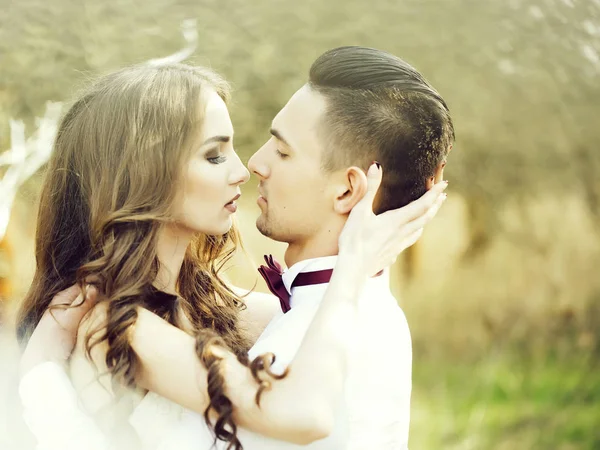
[380,228,424,269]
[61,285,98,325]
[46,284,99,334]
[339,169,448,276]
[380,181,448,225]
[399,191,447,233]
[48,284,81,307]
[365,162,383,201]
[377,187,448,264]
[403,181,447,220]
[353,162,383,216]
[401,228,424,251]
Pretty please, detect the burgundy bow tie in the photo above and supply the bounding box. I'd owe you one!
[258,255,333,313]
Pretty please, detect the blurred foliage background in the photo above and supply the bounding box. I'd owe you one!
[1,0,600,448]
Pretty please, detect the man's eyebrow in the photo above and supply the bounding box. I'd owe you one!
[270,128,292,149]
[202,135,230,146]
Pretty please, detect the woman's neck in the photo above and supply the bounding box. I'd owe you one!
[155,224,193,295]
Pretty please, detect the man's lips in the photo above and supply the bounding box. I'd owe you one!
[257,186,267,204]
[257,192,267,206]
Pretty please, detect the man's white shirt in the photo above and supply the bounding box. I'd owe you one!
[240,256,412,450]
[19,255,412,449]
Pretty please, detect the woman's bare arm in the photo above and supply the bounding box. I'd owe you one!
[132,257,366,444]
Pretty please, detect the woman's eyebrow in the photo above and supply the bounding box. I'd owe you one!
[201,135,230,146]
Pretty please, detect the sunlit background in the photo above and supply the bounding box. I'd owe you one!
[1,0,599,448]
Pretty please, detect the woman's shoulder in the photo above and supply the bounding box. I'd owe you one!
[231,286,280,344]
[70,301,146,434]
[70,302,112,412]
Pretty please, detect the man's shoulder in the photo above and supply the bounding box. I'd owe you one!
[354,290,412,360]
[361,288,409,322]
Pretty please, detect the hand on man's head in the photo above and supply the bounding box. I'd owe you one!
[19,284,98,378]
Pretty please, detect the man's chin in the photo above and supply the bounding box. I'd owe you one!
[255,216,272,238]
[255,222,293,245]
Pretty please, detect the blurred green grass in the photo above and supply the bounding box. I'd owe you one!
[410,351,600,449]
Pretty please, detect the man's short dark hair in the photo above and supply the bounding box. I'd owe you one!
[308,46,455,213]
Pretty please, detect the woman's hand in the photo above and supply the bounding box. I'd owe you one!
[338,162,448,277]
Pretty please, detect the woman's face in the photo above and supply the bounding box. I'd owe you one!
[173,89,249,235]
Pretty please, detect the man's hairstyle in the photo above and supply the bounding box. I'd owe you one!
[308,46,455,213]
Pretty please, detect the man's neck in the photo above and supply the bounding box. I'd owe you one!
[283,221,344,268]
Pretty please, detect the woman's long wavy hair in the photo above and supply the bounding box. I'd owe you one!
[15,63,272,449]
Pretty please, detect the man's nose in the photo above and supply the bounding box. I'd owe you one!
[247,145,269,179]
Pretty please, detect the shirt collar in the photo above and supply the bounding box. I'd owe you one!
[281,255,338,295]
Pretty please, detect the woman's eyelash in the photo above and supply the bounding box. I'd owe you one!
[276,149,289,158]
[207,155,227,164]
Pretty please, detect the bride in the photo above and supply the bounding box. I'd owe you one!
[17,62,447,450]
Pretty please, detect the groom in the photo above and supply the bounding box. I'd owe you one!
[19,46,454,449]
[239,46,453,448]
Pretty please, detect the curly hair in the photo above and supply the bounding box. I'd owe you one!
[195,329,288,450]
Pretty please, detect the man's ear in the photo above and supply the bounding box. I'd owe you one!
[426,161,447,189]
[333,166,368,215]
[427,144,452,189]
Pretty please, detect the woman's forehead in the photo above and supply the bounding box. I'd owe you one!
[202,90,234,141]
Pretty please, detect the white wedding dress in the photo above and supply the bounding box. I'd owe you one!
[19,361,223,450]
[129,391,224,450]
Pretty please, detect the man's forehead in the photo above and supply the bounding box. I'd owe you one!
[272,85,327,143]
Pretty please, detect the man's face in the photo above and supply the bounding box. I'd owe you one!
[247,85,334,244]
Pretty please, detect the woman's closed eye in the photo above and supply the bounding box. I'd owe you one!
[205,148,227,164]
[207,154,227,164]
[275,149,289,159]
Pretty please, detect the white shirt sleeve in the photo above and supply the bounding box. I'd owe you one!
[19,361,114,450]
[346,305,412,450]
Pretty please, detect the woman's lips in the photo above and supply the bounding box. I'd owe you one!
[225,193,241,213]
